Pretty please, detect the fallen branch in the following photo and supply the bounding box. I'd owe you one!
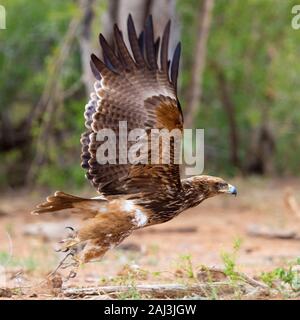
[198,266,269,289]
[243,287,272,299]
[247,224,298,240]
[63,283,234,298]
[138,227,198,234]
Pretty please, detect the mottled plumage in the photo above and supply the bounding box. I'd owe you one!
[32,15,237,276]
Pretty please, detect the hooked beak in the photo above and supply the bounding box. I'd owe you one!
[227,184,237,196]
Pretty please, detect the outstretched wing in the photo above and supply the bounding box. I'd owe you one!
[81,15,183,199]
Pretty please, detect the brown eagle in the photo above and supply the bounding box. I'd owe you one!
[32,15,237,275]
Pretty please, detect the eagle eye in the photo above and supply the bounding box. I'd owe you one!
[217,182,227,189]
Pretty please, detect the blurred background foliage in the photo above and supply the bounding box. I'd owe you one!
[0,0,299,191]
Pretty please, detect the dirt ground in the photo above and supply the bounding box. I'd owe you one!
[0,177,300,299]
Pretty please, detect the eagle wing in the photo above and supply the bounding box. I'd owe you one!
[81,15,183,200]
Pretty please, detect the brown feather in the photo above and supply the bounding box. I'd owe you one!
[161,20,171,73]
[99,34,123,72]
[144,15,157,69]
[127,14,145,67]
[170,42,181,92]
[114,24,135,70]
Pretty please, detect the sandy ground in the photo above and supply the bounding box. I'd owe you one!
[0,177,300,299]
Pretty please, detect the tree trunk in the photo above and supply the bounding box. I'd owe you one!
[245,124,275,175]
[184,0,215,128]
[78,0,96,95]
[213,64,241,169]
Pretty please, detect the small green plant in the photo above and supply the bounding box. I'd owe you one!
[99,276,109,285]
[152,271,161,277]
[104,264,151,299]
[175,254,195,279]
[220,237,244,299]
[114,271,141,299]
[260,270,278,288]
[221,237,243,282]
[260,259,300,292]
[199,265,219,300]
[117,285,141,300]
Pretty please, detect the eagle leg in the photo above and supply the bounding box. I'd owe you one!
[50,247,83,281]
[55,226,80,253]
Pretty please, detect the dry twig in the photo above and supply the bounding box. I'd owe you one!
[197,266,269,289]
[63,283,234,298]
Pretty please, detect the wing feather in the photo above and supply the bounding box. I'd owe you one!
[80,15,183,200]
[90,60,101,81]
[161,21,171,73]
[138,31,144,56]
[154,37,160,63]
[114,24,135,70]
[144,15,157,69]
[127,14,145,67]
[91,53,113,76]
[99,34,123,72]
[170,42,181,92]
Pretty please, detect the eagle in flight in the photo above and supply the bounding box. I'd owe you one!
[32,15,237,276]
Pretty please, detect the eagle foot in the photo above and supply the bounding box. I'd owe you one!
[55,227,80,253]
[50,250,81,281]
[65,226,77,237]
[66,270,77,280]
[60,253,81,280]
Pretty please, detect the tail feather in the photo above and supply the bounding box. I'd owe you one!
[31,191,105,215]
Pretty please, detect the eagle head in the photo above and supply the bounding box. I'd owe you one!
[185,175,237,200]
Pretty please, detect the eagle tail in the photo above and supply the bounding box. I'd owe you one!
[31,191,104,215]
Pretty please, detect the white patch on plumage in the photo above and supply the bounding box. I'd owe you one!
[120,200,148,227]
[133,208,148,227]
[122,200,135,213]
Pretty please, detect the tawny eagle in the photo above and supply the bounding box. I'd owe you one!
[32,15,237,275]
